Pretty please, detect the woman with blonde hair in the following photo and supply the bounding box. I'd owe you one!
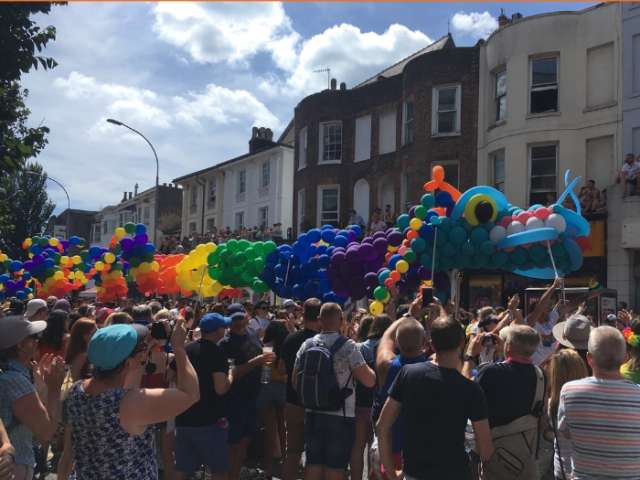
[547,349,588,480]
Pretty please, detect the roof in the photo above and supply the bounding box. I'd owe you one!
[172,142,293,183]
[277,119,294,145]
[356,34,453,88]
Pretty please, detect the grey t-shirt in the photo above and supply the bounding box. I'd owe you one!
[295,332,366,418]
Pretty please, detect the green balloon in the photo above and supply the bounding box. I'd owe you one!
[529,245,546,262]
[253,257,265,272]
[263,241,277,254]
[510,248,528,266]
[470,227,489,246]
[208,267,222,280]
[411,237,426,253]
[397,214,410,230]
[124,222,135,234]
[253,279,268,293]
[421,193,435,209]
[442,243,457,257]
[493,251,509,268]
[449,226,467,246]
[435,229,448,246]
[420,252,432,267]
[480,241,495,256]
[404,249,417,263]
[461,241,475,257]
[232,253,247,265]
[227,239,239,253]
[414,206,427,220]
[207,250,220,265]
[374,286,388,301]
[238,239,251,251]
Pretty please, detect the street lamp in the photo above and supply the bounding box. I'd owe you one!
[26,171,71,239]
[106,118,160,245]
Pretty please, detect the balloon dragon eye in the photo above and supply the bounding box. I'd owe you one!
[464,194,498,226]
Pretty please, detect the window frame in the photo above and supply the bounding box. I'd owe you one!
[316,185,340,227]
[261,160,271,189]
[206,217,215,232]
[207,178,216,210]
[298,127,308,170]
[431,84,462,137]
[234,211,245,230]
[189,185,198,214]
[494,68,507,123]
[528,143,558,206]
[319,121,343,164]
[297,188,306,230]
[438,160,460,190]
[258,206,269,228]
[188,222,197,234]
[354,115,372,163]
[529,55,559,115]
[402,100,415,146]
[489,149,506,193]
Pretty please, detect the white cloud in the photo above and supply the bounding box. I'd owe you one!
[451,11,498,40]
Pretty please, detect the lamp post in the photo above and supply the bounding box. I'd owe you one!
[106,118,160,245]
[26,171,71,239]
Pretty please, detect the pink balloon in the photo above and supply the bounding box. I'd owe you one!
[516,212,531,224]
[499,216,512,228]
[398,246,408,256]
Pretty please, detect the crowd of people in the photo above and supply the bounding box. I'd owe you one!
[0,282,638,480]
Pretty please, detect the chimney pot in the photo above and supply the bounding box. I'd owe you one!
[330,78,337,90]
[498,9,509,27]
[339,82,347,91]
[122,191,127,202]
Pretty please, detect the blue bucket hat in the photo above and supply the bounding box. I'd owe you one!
[200,313,231,333]
[88,324,140,371]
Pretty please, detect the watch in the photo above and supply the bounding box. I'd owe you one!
[463,354,477,364]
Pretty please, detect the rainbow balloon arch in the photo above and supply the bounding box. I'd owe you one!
[0,167,591,314]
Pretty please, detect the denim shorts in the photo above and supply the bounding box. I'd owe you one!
[175,421,229,474]
[304,412,355,470]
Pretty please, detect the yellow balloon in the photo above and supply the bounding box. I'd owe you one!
[0,253,7,262]
[409,217,422,231]
[95,261,104,271]
[104,252,116,264]
[60,256,69,265]
[72,255,82,265]
[49,238,59,247]
[396,260,409,274]
[24,238,33,248]
[369,300,384,316]
[53,271,64,280]
[115,227,126,239]
[151,261,160,272]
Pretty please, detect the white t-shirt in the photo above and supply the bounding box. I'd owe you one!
[622,160,640,178]
[530,307,560,366]
[248,316,270,335]
[295,332,366,418]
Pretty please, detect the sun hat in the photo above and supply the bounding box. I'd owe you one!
[200,313,231,333]
[88,324,142,371]
[552,314,591,351]
[24,299,48,319]
[0,315,47,350]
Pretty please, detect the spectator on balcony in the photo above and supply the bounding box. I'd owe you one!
[578,180,604,214]
[383,204,394,228]
[348,209,366,230]
[617,153,640,197]
[369,208,387,234]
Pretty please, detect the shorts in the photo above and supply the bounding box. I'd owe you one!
[228,402,258,444]
[175,421,229,475]
[257,381,286,410]
[304,412,355,470]
[285,403,305,455]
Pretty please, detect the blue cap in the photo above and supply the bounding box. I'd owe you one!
[200,313,230,333]
[88,324,138,371]
[230,311,246,322]
[227,303,245,315]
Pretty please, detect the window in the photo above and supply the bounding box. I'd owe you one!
[298,127,307,169]
[297,188,306,230]
[432,85,461,135]
[261,161,270,188]
[206,218,215,232]
[143,207,150,225]
[490,150,506,192]
[317,186,340,226]
[495,70,506,122]
[529,144,557,205]
[188,222,197,234]
[235,212,245,230]
[258,206,269,228]
[633,35,640,93]
[633,127,640,156]
[354,115,371,162]
[402,101,415,145]
[440,161,460,189]
[137,207,142,223]
[207,178,216,209]
[236,169,246,202]
[379,110,397,155]
[586,43,614,108]
[102,221,108,234]
[530,57,558,114]
[586,136,614,189]
[319,122,342,163]
[119,213,124,227]
[189,186,197,214]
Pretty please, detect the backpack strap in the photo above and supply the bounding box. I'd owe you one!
[531,365,545,459]
[329,336,348,355]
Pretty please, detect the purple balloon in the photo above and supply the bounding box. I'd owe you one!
[388,231,404,247]
[364,272,378,288]
[359,243,376,262]
[347,230,357,242]
[362,236,373,245]
[372,231,386,240]
[409,206,416,218]
[346,246,361,263]
[120,238,134,251]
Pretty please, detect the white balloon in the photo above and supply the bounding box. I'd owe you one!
[545,214,566,233]
[506,221,525,236]
[489,225,507,243]
[525,217,545,231]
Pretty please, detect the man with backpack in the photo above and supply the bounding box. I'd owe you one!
[472,324,544,480]
[293,302,375,480]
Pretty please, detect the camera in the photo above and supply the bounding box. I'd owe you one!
[150,321,168,340]
[482,333,497,346]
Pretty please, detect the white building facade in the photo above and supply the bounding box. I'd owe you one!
[476,4,633,304]
[174,128,294,237]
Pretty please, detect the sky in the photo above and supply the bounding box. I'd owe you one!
[22,1,593,214]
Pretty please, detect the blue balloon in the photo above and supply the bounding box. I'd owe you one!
[321,229,336,243]
[334,235,348,248]
[497,227,558,249]
[135,223,147,235]
[307,229,322,243]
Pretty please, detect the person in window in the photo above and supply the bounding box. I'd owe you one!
[369,208,387,234]
[383,205,394,227]
[617,153,640,197]
[348,209,365,229]
[578,180,603,214]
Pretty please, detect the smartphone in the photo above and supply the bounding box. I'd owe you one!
[421,287,434,307]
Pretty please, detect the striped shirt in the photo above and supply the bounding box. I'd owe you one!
[558,377,640,479]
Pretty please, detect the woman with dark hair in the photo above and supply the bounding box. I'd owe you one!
[65,319,97,382]
[39,310,70,359]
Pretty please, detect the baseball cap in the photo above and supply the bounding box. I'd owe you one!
[88,324,143,371]
[200,313,231,333]
[282,299,297,309]
[606,313,618,324]
[552,314,591,351]
[53,299,71,313]
[230,311,246,322]
[0,315,47,350]
[24,299,47,319]
[227,303,245,315]
[96,307,113,324]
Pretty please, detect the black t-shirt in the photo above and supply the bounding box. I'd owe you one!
[389,362,487,479]
[176,339,228,427]
[476,360,540,428]
[281,328,317,405]
[219,331,262,404]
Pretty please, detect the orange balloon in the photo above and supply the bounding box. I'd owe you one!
[407,230,418,241]
[390,270,401,282]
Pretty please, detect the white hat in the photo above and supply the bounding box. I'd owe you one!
[282,299,297,308]
[24,299,47,319]
[0,315,47,350]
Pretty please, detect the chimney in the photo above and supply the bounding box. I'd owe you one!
[128,192,133,200]
[249,126,276,154]
[122,191,127,203]
[134,183,139,196]
[498,9,509,27]
[511,13,522,21]
[330,78,337,90]
[339,82,347,91]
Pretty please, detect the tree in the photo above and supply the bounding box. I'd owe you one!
[0,162,55,259]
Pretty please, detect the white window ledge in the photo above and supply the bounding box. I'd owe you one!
[431,132,461,138]
[526,111,560,119]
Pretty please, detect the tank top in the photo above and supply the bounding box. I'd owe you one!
[65,382,157,480]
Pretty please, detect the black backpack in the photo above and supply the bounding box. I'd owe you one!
[295,336,352,412]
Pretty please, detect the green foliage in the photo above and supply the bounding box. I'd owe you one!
[0,162,55,258]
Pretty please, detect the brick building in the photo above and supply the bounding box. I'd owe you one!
[292,34,480,234]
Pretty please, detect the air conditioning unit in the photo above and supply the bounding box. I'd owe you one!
[622,220,640,248]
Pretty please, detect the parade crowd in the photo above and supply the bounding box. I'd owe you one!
[0,280,639,480]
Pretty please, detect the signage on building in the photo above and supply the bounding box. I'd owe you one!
[584,219,605,257]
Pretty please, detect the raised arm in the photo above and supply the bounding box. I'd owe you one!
[376,319,403,388]
[527,278,560,327]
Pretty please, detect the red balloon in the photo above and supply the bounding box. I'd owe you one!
[534,208,550,221]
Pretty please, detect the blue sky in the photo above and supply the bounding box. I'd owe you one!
[22,2,592,214]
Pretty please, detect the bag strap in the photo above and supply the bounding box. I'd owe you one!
[330,336,348,355]
[551,414,568,480]
[531,365,545,414]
